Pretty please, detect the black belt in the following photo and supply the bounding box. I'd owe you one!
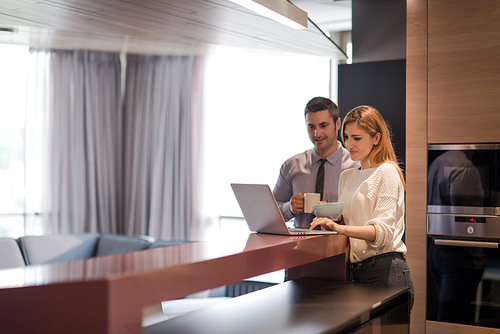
[351,251,405,268]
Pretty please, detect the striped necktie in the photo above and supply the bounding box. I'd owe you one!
[315,159,327,201]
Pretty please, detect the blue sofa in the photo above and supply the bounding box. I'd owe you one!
[0,233,192,269]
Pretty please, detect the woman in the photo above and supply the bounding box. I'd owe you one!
[310,105,415,311]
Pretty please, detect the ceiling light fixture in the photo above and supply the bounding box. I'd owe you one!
[228,0,308,29]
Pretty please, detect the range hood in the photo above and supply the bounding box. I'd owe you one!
[0,0,346,58]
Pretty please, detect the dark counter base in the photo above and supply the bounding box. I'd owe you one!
[144,278,410,334]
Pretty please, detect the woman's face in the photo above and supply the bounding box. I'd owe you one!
[343,122,380,170]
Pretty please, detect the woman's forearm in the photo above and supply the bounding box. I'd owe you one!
[337,224,376,242]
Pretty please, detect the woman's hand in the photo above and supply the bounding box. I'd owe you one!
[311,215,376,242]
[310,216,343,233]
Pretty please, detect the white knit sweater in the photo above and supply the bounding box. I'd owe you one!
[338,162,406,264]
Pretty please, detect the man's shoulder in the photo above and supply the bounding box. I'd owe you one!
[282,148,313,165]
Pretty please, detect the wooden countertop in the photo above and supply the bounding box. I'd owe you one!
[0,232,347,334]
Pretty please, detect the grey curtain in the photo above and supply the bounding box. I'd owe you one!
[27,50,202,239]
[30,49,122,234]
[123,55,203,240]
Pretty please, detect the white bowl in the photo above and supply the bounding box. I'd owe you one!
[312,202,344,220]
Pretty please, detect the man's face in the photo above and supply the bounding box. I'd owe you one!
[306,109,340,158]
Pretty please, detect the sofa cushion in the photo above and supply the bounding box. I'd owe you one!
[0,238,26,269]
[18,233,100,265]
[95,234,152,256]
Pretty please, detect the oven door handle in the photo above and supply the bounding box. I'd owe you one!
[434,239,499,248]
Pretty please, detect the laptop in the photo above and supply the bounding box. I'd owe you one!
[231,183,337,235]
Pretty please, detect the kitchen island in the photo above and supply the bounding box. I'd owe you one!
[0,232,348,333]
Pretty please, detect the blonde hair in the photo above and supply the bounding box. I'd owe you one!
[341,105,405,189]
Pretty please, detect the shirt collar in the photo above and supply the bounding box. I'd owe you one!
[312,141,343,165]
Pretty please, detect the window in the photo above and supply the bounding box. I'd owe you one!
[0,44,30,237]
[0,44,332,239]
[201,48,331,239]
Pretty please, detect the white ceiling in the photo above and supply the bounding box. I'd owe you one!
[0,0,352,58]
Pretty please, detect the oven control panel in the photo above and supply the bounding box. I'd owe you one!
[428,214,500,239]
[454,216,486,223]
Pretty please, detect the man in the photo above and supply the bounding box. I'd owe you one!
[273,97,359,228]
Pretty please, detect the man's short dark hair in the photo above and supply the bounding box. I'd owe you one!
[304,97,339,122]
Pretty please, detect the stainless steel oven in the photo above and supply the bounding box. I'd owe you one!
[427,144,500,329]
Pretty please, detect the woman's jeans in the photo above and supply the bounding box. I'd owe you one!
[350,251,415,312]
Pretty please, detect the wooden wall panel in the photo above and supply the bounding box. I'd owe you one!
[427,0,500,144]
[406,0,428,332]
[408,0,500,332]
